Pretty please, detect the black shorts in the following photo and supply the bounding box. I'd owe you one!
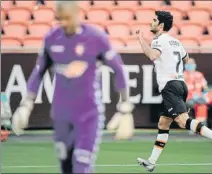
[160,80,188,119]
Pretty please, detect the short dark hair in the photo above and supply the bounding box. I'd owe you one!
[155,11,173,31]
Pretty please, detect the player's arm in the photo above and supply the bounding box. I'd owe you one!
[27,39,53,98]
[136,30,161,61]
[180,43,189,63]
[12,38,53,136]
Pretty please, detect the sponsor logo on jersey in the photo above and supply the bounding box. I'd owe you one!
[75,43,85,56]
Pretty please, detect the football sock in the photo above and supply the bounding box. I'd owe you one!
[148,129,169,164]
[60,147,74,174]
[186,118,212,139]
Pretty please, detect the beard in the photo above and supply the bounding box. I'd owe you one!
[150,29,157,34]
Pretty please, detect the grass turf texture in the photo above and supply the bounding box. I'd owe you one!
[1,130,212,173]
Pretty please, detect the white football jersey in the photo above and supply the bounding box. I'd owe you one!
[151,33,188,92]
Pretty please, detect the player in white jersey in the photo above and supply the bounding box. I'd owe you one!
[135,11,212,172]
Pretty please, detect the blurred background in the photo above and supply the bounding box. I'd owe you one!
[1,1,212,173]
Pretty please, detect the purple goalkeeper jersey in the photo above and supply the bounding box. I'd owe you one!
[27,23,127,121]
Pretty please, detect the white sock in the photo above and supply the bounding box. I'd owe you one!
[148,130,169,165]
[189,119,212,139]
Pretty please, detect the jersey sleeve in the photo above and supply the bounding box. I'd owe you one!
[27,38,53,95]
[97,33,127,90]
[151,39,162,53]
[180,43,188,60]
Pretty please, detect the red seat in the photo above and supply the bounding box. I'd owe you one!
[79,1,91,9]
[141,1,163,10]
[2,36,22,47]
[130,22,153,39]
[23,36,43,48]
[180,22,204,37]
[1,9,6,23]
[44,1,55,9]
[125,36,141,48]
[87,8,110,22]
[3,22,27,39]
[116,1,140,9]
[199,36,212,53]
[161,7,185,22]
[28,22,51,37]
[187,8,211,24]
[2,1,13,10]
[80,8,86,20]
[109,37,125,48]
[207,22,212,36]
[82,21,105,32]
[111,8,134,22]
[14,1,36,10]
[178,36,199,53]
[33,7,55,23]
[106,22,131,38]
[169,24,179,36]
[92,1,115,10]
[170,1,192,12]
[7,7,31,23]
[194,1,212,12]
[135,8,155,23]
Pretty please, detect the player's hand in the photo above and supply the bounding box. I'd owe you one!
[107,101,134,140]
[12,98,34,136]
[135,29,144,40]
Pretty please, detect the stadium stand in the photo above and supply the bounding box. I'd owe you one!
[1,0,212,52]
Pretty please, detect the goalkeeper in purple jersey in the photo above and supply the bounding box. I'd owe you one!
[12,1,134,173]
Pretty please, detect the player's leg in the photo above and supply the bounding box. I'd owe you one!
[73,113,105,173]
[174,81,212,139]
[174,112,212,139]
[137,115,172,172]
[53,119,75,174]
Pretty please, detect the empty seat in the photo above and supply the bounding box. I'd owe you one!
[106,22,131,38]
[178,37,199,53]
[92,1,115,9]
[44,1,55,8]
[116,1,140,9]
[14,1,36,10]
[87,8,110,22]
[79,1,91,9]
[33,7,55,22]
[83,21,105,32]
[2,36,22,47]
[111,8,134,22]
[207,22,212,36]
[7,7,31,23]
[80,8,86,20]
[135,8,155,23]
[170,1,192,12]
[1,9,6,23]
[23,36,43,47]
[109,37,125,48]
[180,23,204,37]
[194,1,212,11]
[187,8,211,24]
[141,0,163,9]
[125,36,140,48]
[161,7,184,22]
[199,36,212,53]
[130,22,153,38]
[2,1,13,10]
[28,22,51,37]
[169,24,179,36]
[3,22,27,39]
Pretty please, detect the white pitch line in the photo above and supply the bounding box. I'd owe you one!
[2,163,212,169]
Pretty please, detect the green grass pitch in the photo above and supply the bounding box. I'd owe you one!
[1,131,212,173]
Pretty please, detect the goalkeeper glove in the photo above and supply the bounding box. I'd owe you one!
[107,101,134,140]
[12,98,34,136]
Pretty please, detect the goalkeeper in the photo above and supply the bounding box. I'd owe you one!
[12,1,134,173]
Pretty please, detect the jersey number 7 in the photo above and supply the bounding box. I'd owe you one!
[173,51,181,73]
